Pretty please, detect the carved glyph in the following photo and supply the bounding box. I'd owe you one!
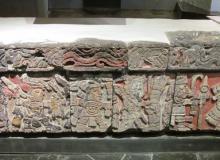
[112,75,175,132]
[70,77,112,132]
[0,48,64,71]
[169,46,220,70]
[128,47,168,70]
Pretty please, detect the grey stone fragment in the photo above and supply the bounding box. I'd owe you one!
[153,153,197,160]
[128,41,169,71]
[167,31,220,47]
[168,46,220,70]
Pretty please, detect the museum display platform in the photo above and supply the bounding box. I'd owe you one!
[0,18,220,159]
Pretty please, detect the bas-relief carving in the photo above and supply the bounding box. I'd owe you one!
[112,75,175,132]
[167,31,220,47]
[0,48,63,71]
[63,47,128,71]
[70,77,113,132]
[128,47,169,70]
[1,74,70,133]
[169,46,220,70]
[0,81,8,132]
[171,74,220,131]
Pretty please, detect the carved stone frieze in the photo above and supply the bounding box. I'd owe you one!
[171,74,220,131]
[0,48,64,71]
[167,31,220,47]
[168,46,220,70]
[1,74,70,132]
[63,39,128,71]
[128,42,169,71]
[70,75,112,132]
[112,74,175,132]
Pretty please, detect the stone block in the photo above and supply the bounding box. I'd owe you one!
[167,31,220,71]
[112,74,175,132]
[63,39,128,71]
[0,47,63,72]
[168,46,220,70]
[128,42,169,71]
[170,73,220,131]
[0,74,70,133]
[70,74,113,132]
[167,31,220,47]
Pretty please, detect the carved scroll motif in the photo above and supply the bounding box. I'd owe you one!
[169,46,220,70]
[70,77,112,132]
[3,48,63,71]
[171,74,220,131]
[63,48,128,71]
[112,75,175,132]
[1,74,70,133]
[128,47,169,71]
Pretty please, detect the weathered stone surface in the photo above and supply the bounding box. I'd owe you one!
[167,32,220,70]
[112,74,175,132]
[0,48,63,72]
[63,39,128,71]
[153,153,197,160]
[1,74,70,132]
[167,31,220,47]
[171,73,220,131]
[168,46,220,70]
[128,42,169,71]
[70,75,112,132]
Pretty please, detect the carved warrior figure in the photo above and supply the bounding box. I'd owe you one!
[2,48,63,71]
[171,74,220,131]
[1,74,70,132]
[169,45,220,69]
[112,75,174,132]
[63,47,128,70]
[128,47,168,70]
[206,85,220,129]
[70,78,112,132]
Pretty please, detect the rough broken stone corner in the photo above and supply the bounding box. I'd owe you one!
[1,32,220,133]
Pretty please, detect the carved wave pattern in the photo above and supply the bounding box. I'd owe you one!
[63,48,128,68]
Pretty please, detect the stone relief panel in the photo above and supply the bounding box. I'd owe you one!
[0,49,8,72]
[168,46,220,70]
[112,74,175,132]
[171,74,220,131]
[1,74,70,133]
[63,47,128,71]
[167,31,220,47]
[0,80,8,132]
[128,42,169,71]
[0,48,63,71]
[70,75,113,132]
